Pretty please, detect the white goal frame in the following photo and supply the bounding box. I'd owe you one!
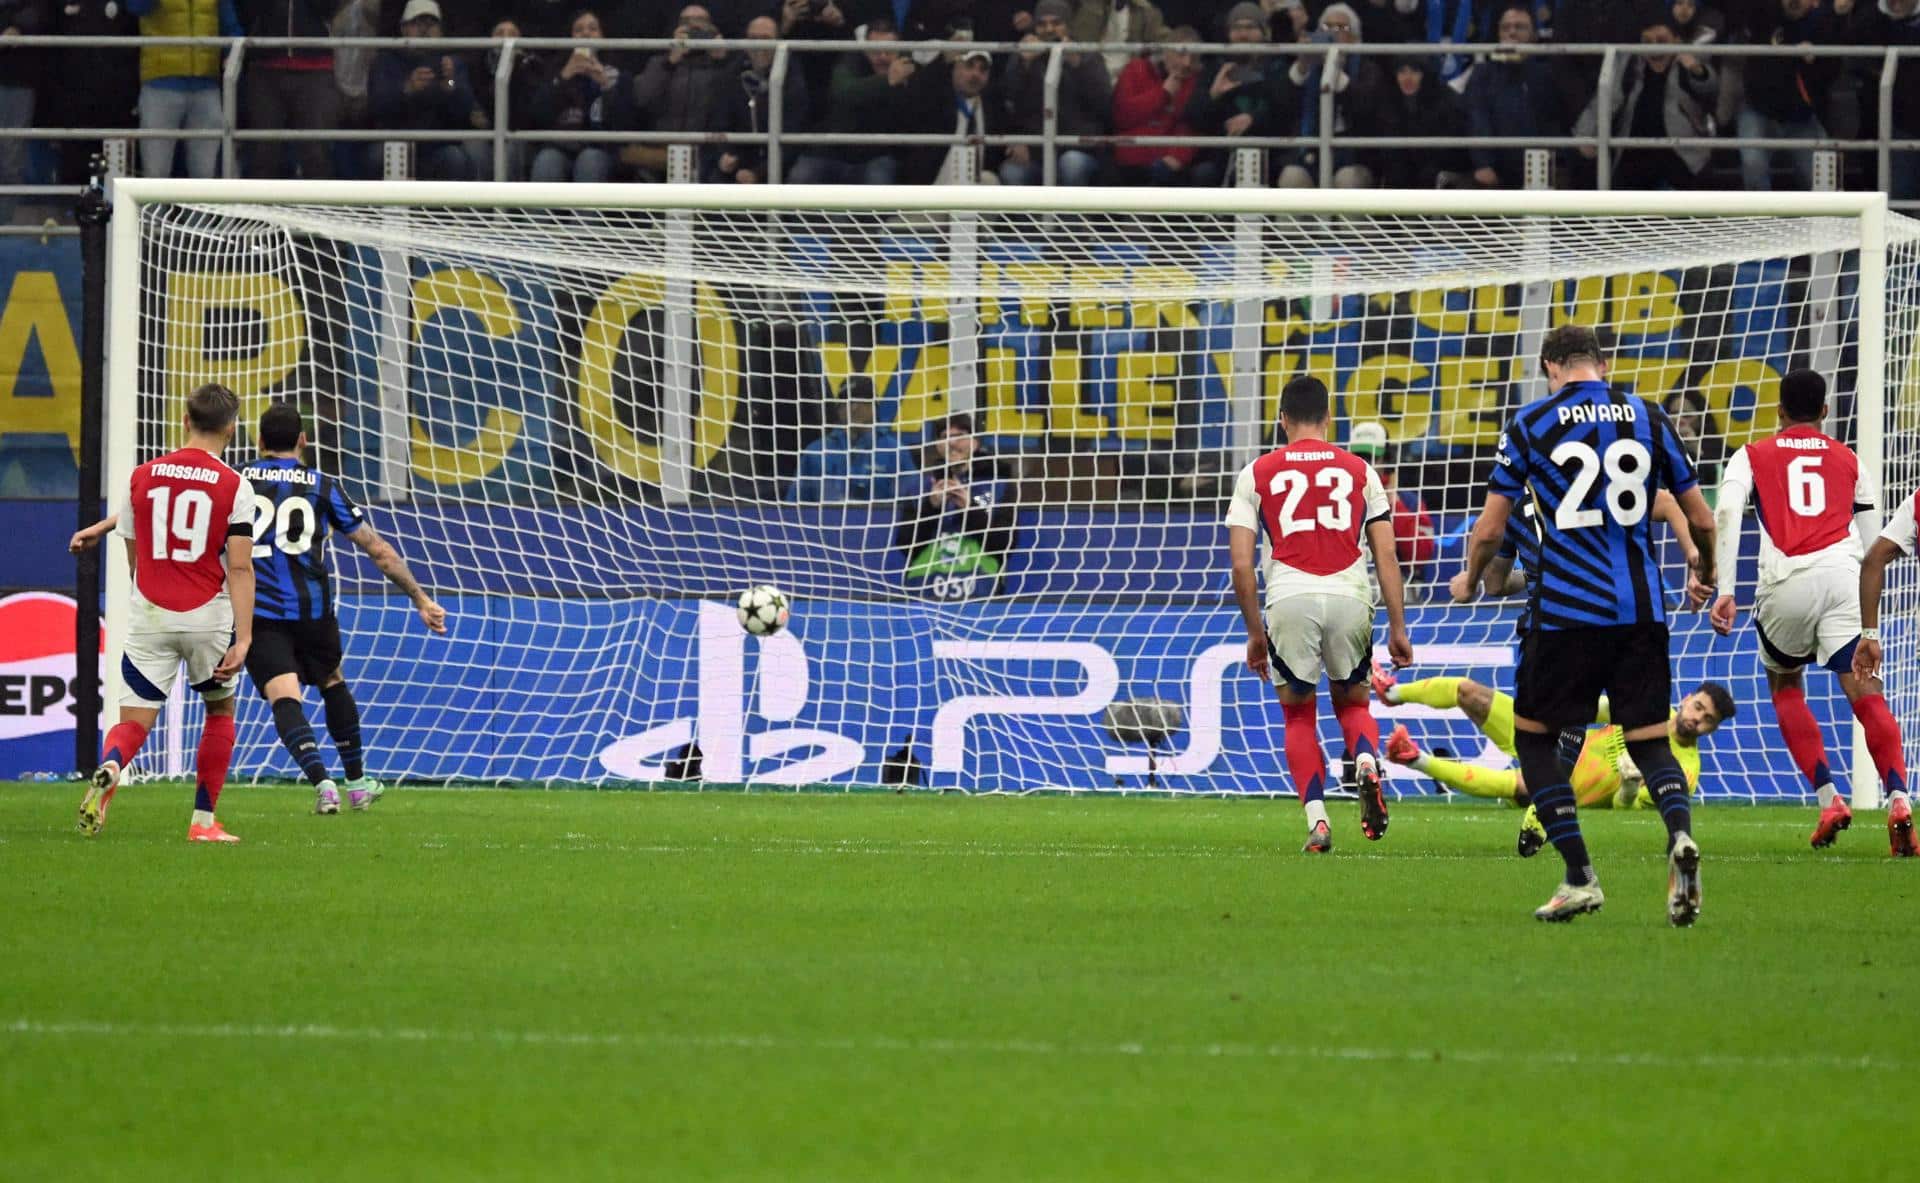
[105,180,1897,801]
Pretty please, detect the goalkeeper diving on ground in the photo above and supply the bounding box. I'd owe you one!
[1370,668,1735,855]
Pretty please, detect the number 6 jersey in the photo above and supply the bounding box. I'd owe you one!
[1716,423,1876,586]
[1225,439,1392,607]
[1488,379,1698,631]
[113,446,254,631]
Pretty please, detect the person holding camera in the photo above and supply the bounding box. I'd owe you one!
[630,4,740,181]
[1001,0,1112,185]
[1277,2,1381,188]
[526,7,620,182]
[367,0,482,179]
[1112,26,1220,186]
[1184,2,1294,169]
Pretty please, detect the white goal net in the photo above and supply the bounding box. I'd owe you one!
[109,183,1920,801]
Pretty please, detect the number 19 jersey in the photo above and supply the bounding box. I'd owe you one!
[1226,440,1392,606]
[241,457,367,622]
[112,446,254,632]
[1489,380,1697,631]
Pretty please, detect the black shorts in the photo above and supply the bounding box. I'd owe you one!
[246,616,344,695]
[1514,622,1671,732]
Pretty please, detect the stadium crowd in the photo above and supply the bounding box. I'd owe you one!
[3,0,1920,210]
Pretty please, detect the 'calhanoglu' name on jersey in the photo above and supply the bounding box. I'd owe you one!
[244,464,319,485]
[1557,403,1640,425]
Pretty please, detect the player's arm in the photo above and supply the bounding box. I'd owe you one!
[1855,495,1914,679]
[1229,523,1268,682]
[1677,484,1717,601]
[1709,448,1752,633]
[69,512,119,553]
[1455,492,1513,603]
[216,531,254,679]
[1366,516,1413,666]
[348,523,448,634]
[1654,489,1699,571]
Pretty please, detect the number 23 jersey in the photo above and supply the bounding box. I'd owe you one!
[1226,441,1392,607]
[113,446,254,632]
[1489,380,1697,631]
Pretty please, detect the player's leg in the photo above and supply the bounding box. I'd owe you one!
[82,633,176,835]
[310,613,378,808]
[1383,727,1522,799]
[186,630,243,842]
[1756,581,1850,846]
[1513,629,1605,920]
[1816,579,1917,856]
[1270,598,1333,851]
[1325,598,1387,841]
[1375,672,1498,729]
[1610,623,1699,925]
[247,621,341,814]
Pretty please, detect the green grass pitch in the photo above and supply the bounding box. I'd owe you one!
[3,782,1916,1181]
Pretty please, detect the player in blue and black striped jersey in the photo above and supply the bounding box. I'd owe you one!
[75,403,447,816]
[1455,324,1717,926]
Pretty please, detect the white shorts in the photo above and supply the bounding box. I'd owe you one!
[120,628,238,707]
[1754,565,1861,674]
[1265,593,1374,691]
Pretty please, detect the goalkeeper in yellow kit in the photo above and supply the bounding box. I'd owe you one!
[1372,669,1736,856]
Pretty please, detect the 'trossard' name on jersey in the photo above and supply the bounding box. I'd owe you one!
[1556,403,1640,425]
[1773,437,1831,451]
[149,462,222,483]
[244,464,319,485]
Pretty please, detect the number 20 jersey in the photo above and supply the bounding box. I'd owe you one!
[113,446,254,631]
[1226,440,1392,607]
[241,456,366,622]
[1489,379,1697,631]
[1721,424,1874,585]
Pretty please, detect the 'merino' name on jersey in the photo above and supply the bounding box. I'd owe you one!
[243,457,366,622]
[1226,441,1391,606]
[1489,380,1697,631]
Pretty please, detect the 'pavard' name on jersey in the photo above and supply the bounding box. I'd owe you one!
[1489,380,1698,632]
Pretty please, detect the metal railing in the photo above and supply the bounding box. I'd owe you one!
[2,34,1918,233]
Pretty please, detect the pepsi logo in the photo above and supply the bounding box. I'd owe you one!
[0,593,103,741]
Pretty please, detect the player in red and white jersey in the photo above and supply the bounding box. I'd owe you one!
[79,383,257,844]
[1853,485,1920,856]
[1711,369,1911,854]
[1227,376,1414,853]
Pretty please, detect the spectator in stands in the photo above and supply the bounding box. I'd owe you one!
[906,48,999,184]
[526,7,620,183]
[709,14,808,184]
[1348,421,1437,580]
[328,0,379,139]
[1551,0,1663,135]
[837,0,979,42]
[1424,0,1479,82]
[1069,0,1170,76]
[1671,0,1726,44]
[1279,3,1382,188]
[237,0,344,178]
[1259,0,1310,42]
[1573,20,1717,191]
[1859,0,1920,200]
[1463,4,1564,189]
[128,0,240,180]
[42,0,139,188]
[473,18,550,181]
[1112,26,1221,186]
[368,0,481,180]
[788,376,910,503]
[1373,56,1471,188]
[630,4,741,182]
[1738,0,1844,192]
[777,0,849,121]
[1663,388,1725,489]
[896,413,1019,601]
[787,19,915,185]
[1003,0,1113,186]
[1186,2,1295,171]
[0,0,48,219]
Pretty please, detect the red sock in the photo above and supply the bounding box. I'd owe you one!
[194,714,237,814]
[1852,693,1909,796]
[1282,700,1326,803]
[1333,697,1380,762]
[101,721,150,771]
[1771,685,1833,790]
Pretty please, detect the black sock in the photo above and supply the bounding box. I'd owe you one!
[271,696,331,787]
[1627,735,1692,848]
[321,682,364,782]
[1556,726,1586,770]
[1517,728,1594,885]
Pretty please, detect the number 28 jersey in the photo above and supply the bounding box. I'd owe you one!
[241,456,367,622]
[1226,441,1392,607]
[1489,380,1697,631]
[113,446,254,632]
[1718,425,1874,586]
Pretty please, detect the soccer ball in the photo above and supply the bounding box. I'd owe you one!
[736,585,790,636]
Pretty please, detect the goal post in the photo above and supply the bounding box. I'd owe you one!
[104,179,1920,800]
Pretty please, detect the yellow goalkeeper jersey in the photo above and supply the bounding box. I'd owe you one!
[1570,711,1702,808]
